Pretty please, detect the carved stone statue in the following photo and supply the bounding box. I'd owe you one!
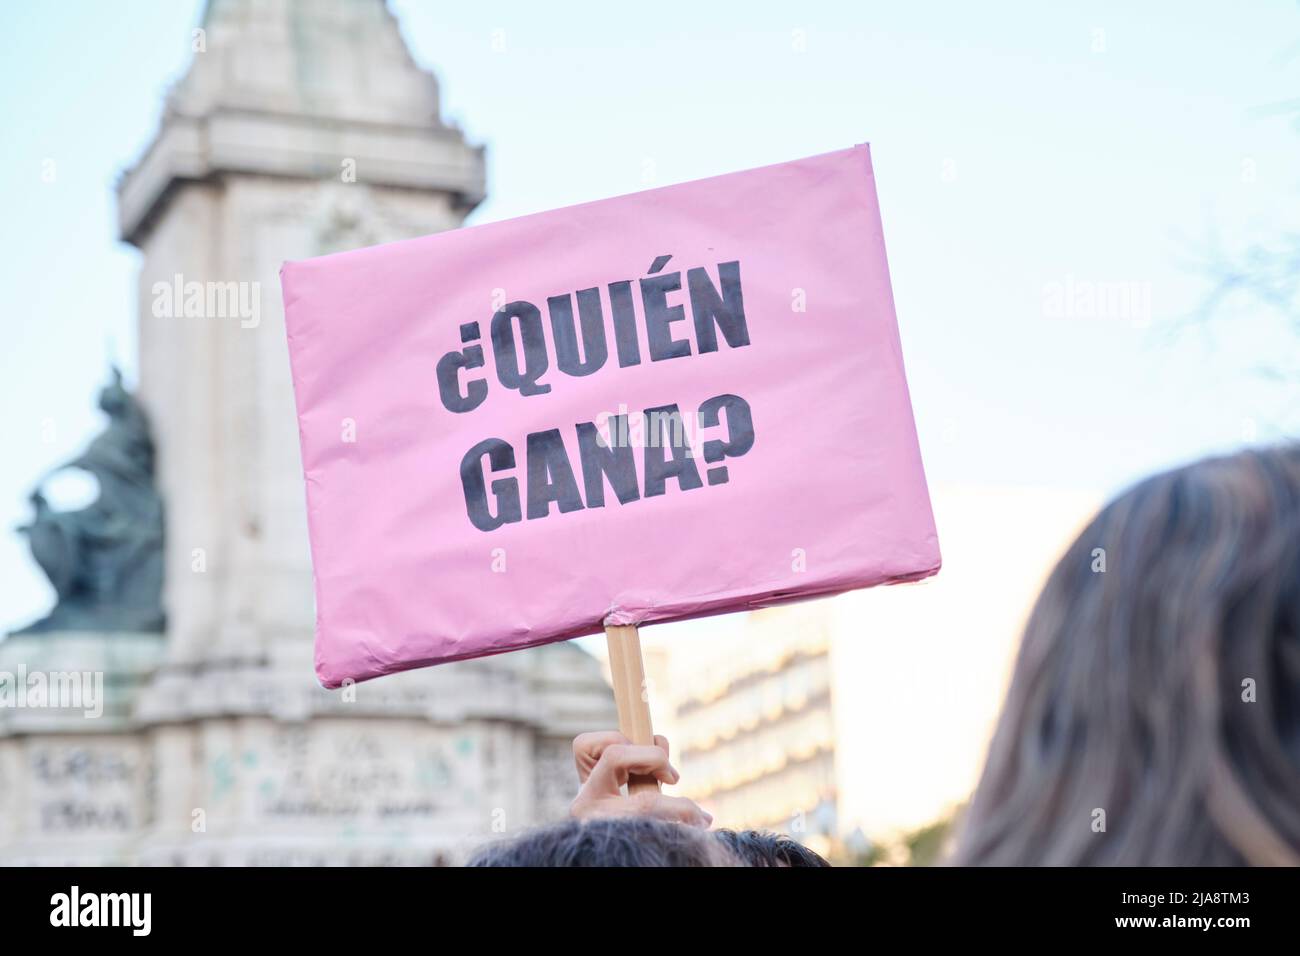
[13,368,165,634]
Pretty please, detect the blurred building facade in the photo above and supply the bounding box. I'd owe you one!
[670,608,839,854]
[0,0,615,865]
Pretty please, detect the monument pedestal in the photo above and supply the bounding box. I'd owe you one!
[0,631,614,865]
[0,631,165,865]
[128,640,615,866]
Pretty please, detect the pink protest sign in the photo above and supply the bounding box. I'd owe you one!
[282,145,940,687]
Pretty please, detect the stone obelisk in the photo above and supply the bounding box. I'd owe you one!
[94,0,615,865]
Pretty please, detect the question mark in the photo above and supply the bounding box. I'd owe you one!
[699,394,755,485]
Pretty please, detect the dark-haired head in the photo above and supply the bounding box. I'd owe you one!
[954,445,1300,865]
[713,829,831,867]
[468,816,737,867]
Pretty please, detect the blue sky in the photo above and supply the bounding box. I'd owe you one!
[1,0,1298,631]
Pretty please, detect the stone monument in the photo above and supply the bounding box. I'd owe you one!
[0,0,615,866]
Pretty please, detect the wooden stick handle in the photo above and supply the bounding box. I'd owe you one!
[604,623,661,796]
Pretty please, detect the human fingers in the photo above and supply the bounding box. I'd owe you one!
[586,743,680,794]
[572,731,630,783]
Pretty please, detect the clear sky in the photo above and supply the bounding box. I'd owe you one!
[1,0,1298,632]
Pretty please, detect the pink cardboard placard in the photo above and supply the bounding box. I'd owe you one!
[282,145,940,687]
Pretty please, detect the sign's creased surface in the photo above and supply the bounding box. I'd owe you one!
[282,145,940,687]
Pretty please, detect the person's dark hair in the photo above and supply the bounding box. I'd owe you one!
[713,829,831,867]
[953,445,1300,865]
[468,816,737,867]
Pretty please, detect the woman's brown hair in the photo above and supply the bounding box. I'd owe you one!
[953,445,1300,865]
